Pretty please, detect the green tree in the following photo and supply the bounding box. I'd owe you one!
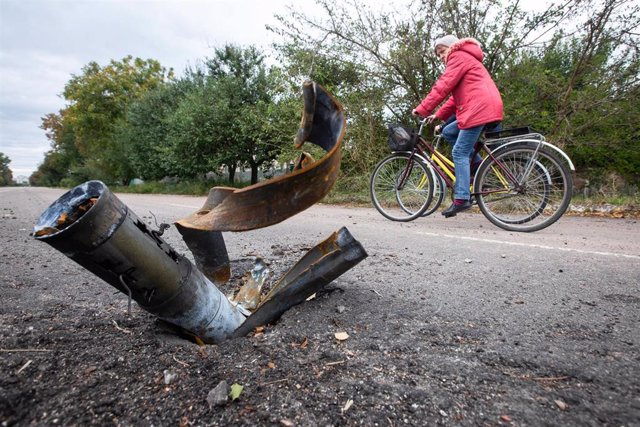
[501,0,640,184]
[32,110,85,186]
[115,81,189,180]
[62,56,173,183]
[166,45,297,184]
[0,153,13,186]
[205,45,294,184]
[165,78,221,179]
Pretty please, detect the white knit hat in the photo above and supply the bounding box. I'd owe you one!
[434,34,459,53]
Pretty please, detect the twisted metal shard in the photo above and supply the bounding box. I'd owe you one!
[33,81,367,344]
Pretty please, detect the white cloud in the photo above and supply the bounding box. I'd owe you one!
[0,0,314,177]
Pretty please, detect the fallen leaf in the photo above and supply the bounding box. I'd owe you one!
[229,383,243,401]
[342,399,354,413]
[280,420,294,427]
[267,361,276,369]
[335,332,349,341]
[555,399,568,410]
[292,337,309,349]
[500,415,511,422]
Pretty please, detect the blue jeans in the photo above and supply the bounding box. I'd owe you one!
[441,118,499,200]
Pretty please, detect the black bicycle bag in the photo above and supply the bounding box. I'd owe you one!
[388,124,417,151]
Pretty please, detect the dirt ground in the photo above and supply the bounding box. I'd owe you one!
[1,188,639,426]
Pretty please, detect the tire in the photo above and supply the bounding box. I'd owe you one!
[370,153,434,221]
[394,163,444,217]
[474,144,572,232]
[482,157,552,224]
[420,173,446,216]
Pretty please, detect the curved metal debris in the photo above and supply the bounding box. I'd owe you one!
[175,80,345,232]
[176,226,230,285]
[32,81,368,344]
[232,227,367,338]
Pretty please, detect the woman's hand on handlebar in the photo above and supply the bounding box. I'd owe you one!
[413,109,436,123]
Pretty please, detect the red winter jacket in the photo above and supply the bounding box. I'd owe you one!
[414,38,503,129]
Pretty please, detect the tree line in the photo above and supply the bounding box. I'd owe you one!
[32,49,300,187]
[0,153,12,186]
[30,0,639,193]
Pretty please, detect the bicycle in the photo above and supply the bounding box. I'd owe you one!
[370,119,575,232]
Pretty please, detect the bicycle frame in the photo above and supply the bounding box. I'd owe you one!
[401,125,519,199]
[372,118,574,231]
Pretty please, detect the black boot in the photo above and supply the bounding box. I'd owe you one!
[442,200,472,218]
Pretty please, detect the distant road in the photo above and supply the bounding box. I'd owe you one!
[4,186,639,261]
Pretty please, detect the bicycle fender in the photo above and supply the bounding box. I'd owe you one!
[389,151,441,187]
[489,139,575,171]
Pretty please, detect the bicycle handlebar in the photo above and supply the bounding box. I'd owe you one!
[414,116,441,138]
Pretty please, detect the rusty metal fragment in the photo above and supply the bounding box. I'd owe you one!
[232,227,367,338]
[175,225,230,284]
[175,80,345,232]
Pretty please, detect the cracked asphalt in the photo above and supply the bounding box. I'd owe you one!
[1,187,638,426]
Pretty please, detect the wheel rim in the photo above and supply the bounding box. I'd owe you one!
[476,147,571,231]
[371,155,432,221]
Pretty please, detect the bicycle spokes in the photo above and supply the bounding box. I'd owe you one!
[475,146,572,232]
[370,154,434,221]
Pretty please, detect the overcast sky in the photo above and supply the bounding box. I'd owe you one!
[0,0,320,178]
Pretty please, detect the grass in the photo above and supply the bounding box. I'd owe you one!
[106,175,638,212]
[110,179,250,196]
[570,194,639,207]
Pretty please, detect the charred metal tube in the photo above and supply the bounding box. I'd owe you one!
[232,227,367,338]
[33,181,245,343]
[175,225,231,285]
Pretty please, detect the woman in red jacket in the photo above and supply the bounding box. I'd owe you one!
[412,35,503,217]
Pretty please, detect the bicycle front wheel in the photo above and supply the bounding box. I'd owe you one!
[370,153,434,221]
[475,145,572,232]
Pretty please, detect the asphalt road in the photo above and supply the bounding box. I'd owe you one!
[1,186,639,425]
[3,185,640,335]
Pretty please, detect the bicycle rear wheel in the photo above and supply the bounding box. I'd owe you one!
[370,153,434,221]
[475,144,572,232]
[420,173,446,216]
